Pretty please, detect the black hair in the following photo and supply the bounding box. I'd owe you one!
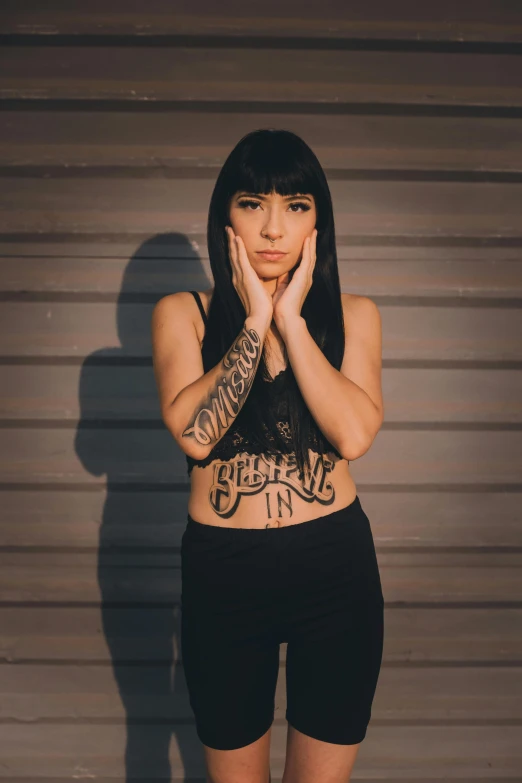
[201,128,345,479]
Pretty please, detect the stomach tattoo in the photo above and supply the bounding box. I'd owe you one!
[207,451,337,519]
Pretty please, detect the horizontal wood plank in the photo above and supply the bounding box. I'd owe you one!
[1,239,521,261]
[1,178,522,237]
[1,46,522,107]
[0,429,520,485]
[0,605,519,664]
[0,549,520,603]
[1,366,520,422]
[0,723,519,777]
[0,490,520,550]
[2,1,522,43]
[1,302,521,359]
[1,256,522,298]
[0,664,519,722]
[2,112,522,172]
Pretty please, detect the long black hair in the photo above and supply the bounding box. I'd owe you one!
[201,128,345,479]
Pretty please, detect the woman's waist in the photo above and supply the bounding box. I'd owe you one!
[187,449,356,528]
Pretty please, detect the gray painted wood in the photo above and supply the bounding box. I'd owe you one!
[2,0,522,42]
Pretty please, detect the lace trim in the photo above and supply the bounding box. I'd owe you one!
[265,367,288,384]
[186,419,340,473]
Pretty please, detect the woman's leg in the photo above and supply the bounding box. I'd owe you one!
[202,724,272,783]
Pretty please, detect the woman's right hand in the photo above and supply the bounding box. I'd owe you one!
[226,225,273,325]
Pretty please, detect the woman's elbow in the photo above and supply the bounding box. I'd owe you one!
[341,413,383,461]
[161,409,211,461]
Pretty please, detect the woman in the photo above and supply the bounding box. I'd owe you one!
[152,129,384,783]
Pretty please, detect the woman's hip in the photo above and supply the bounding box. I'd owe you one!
[181,495,383,603]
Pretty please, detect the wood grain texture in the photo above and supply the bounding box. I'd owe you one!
[2,0,522,42]
[0,550,522,604]
[1,255,522,297]
[2,366,521,422]
[0,491,520,549]
[1,46,522,107]
[1,178,521,238]
[0,604,520,663]
[0,723,519,778]
[2,302,521,358]
[0,664,520,722]
[0,428,520,484]
[2,112,522,172]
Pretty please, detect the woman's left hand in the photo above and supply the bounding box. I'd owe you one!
[272,228,317,333]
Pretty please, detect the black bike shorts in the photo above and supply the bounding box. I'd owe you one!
[180,494,384,751]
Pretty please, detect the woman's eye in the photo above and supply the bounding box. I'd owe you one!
[237,200,310,212]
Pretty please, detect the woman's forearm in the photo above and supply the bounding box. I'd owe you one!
[167,314,270,460]
[279,316,381,460]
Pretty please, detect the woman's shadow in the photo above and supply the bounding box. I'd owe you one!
[74,233,208,780]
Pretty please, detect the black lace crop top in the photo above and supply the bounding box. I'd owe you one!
[185,291,342,475]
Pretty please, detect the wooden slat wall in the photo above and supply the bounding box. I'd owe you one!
[1,2,522,780]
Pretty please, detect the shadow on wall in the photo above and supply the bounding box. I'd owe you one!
[74,233,208,781]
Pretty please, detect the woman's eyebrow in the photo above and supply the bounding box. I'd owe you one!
[236,192,312,202]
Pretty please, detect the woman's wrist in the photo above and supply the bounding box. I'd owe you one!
[245,313,272,337]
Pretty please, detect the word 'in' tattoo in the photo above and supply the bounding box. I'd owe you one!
[208,452,336,518]
[266,489,293,520]
[182,327,261,448]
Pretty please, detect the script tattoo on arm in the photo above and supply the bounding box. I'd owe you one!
[182,326,262,451]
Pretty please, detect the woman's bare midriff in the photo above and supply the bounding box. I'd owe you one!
[187,448,357,529]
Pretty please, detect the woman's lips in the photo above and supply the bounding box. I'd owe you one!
[256,251,287,260]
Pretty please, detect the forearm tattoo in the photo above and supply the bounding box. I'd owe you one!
[182,326,262,449]
[208,451,336,519]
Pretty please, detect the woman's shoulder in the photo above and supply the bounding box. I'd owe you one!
[341,292,380,321]
[341,293,382,343]
[153,288,213,321]
[151,289,213,348]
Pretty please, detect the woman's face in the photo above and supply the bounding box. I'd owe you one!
[228,190,317,281]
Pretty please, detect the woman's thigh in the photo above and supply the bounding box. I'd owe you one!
[181,611,280,753]
[202,725,272,783]
[283,724,361,783]
[181,518,282,756]
[284,597,384,746]
[280,496,385,774]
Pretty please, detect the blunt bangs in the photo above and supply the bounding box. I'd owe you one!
[221,129,324,222]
